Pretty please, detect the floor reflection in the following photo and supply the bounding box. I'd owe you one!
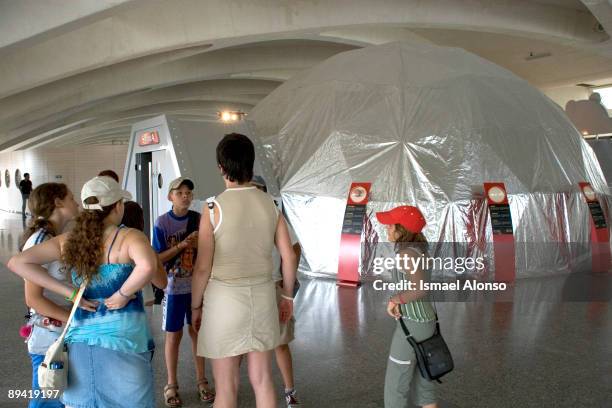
[0,213,610,407]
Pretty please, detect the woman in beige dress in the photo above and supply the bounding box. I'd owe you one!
[191,133,297,408]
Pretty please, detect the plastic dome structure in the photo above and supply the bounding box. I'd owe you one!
[247,41,610,279]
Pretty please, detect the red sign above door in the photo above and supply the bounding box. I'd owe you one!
[138,131,160,146]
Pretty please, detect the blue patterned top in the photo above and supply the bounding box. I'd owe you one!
[66,263,154,353]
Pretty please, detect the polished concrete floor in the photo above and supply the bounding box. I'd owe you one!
[0,213,611,407]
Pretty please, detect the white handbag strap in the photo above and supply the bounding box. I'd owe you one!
[56,279,89,341]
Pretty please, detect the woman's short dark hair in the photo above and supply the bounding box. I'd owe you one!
[216,133,254,183]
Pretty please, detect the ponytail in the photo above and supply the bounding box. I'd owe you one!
[20,183,68,250]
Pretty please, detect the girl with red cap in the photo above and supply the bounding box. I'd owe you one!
[376,205,438,408]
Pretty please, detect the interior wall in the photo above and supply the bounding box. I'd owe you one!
[587,138,612,189]
[541,85,590,109]
[0,145,128,214]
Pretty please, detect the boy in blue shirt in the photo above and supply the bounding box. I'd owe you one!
[152,177,214,406]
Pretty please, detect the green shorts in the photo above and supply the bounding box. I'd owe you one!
[384,318,437,408]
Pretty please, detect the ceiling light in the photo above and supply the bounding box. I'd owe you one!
[218,110,246,122]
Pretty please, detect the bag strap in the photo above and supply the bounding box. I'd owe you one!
[42,279,89,366]
[56,280,89,342]
[398,316,413,338]
[398,315,441,341]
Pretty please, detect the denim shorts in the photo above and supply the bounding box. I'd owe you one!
[61,343,154,408]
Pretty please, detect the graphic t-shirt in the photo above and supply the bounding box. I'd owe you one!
[152,210,200,295]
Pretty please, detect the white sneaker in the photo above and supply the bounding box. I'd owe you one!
[285,389,301,407]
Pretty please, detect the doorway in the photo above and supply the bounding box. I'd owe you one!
[135,152,152,239]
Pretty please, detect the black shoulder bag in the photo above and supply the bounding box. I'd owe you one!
[398,313,454,383]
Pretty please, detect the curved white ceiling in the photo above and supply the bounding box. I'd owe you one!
[0,0,610,150]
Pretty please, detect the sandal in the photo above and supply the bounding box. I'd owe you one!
[164,384,182,407]
[197,379,215,403]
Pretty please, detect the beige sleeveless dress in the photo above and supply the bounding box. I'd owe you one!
[198,186,280,358]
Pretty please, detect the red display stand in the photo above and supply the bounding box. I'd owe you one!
[578,182,611,273]
[337,182,371,287]
[483,182,516,282]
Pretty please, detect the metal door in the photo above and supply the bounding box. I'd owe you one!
[151,149,175,222]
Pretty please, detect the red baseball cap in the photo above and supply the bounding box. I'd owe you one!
[376,205,426,233]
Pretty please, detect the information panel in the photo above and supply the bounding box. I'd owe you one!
[341,205,368,235]
[489,204,513,235]
[588,202,607,229]
[483,182,515,282]
[337,182,372,287]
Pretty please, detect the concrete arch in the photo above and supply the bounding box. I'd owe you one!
[0,0,605,98]
[14,100,254,150]
[0,41,343,124]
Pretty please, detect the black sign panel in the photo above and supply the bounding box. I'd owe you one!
[342,204,367,235]
[588,201,608,229]
[489,204,513,235]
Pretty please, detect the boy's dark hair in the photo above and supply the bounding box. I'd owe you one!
[24,173,30,178]
[98,169,119,183]
[121,201,145,232]
[216,133,254,183]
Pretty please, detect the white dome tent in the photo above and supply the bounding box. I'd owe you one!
[248,41,610,280]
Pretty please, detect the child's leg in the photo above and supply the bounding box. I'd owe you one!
[188,324,206,381]
[274,344,295,390]
[165,330,183,385]
[275,283,297,392]
[186,293,206,381]
[186,293,214,401]
[162,293,186,386]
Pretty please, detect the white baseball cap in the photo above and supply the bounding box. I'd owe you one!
[81,176,132,210]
